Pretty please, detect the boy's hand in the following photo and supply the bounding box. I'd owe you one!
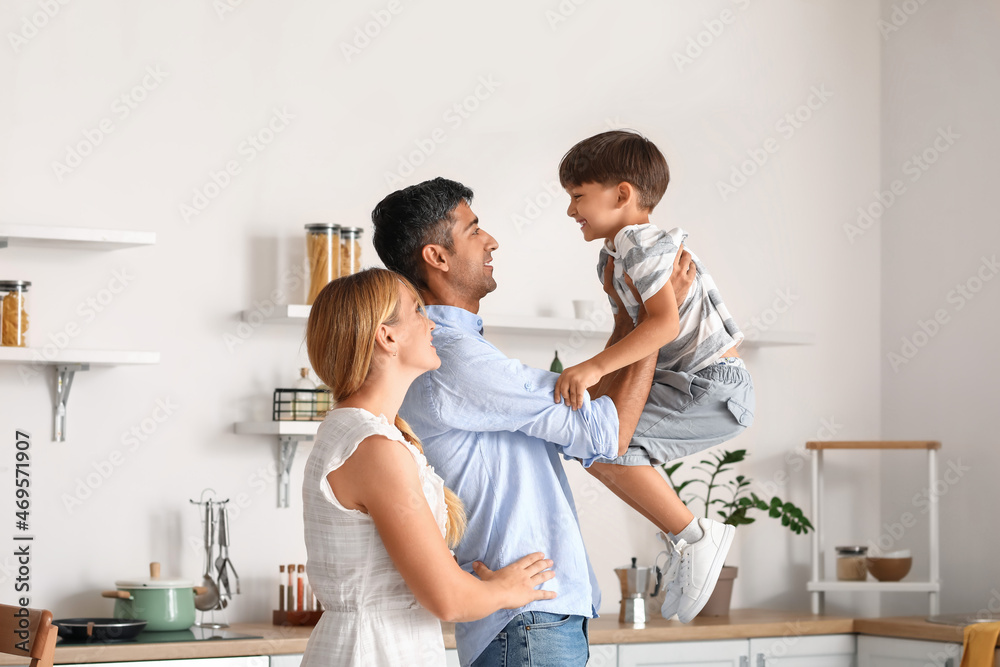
[554,360,605,411]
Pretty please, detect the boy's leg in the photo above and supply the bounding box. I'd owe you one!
[586,462,694,535]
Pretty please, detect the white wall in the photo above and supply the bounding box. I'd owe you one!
[879,0,1000,617]
[0,0,882,620]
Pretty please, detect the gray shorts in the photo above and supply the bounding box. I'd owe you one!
[610,358,755,466]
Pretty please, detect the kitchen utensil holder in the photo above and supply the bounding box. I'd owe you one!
[272,388,331,421]
[189,491,239,627]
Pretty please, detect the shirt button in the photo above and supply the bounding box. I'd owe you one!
[477,319,482,327]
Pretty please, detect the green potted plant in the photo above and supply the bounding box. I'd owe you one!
[659,448,813,617]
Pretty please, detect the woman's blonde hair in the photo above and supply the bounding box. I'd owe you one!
[306,268,466,547]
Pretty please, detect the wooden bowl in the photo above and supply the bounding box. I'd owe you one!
[866,557,912,581]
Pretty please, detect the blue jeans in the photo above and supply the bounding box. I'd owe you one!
[470,611,589,666]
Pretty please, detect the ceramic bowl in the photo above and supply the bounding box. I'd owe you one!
[866,556,912,581]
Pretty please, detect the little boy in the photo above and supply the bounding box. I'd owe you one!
[554,130,755,622]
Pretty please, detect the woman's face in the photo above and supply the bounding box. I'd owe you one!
[390,284,440,373]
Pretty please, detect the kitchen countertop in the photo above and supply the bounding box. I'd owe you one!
[3,611,979,665]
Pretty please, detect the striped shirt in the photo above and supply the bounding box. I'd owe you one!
[597,223,743,373]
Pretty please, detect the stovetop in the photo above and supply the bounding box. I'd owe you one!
[58,627,262,645]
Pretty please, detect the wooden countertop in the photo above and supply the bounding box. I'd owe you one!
[3,611,976,664]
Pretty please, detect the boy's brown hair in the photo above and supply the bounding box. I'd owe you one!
[558,130,670,211]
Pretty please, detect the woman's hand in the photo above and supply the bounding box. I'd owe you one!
[472,552,556,610]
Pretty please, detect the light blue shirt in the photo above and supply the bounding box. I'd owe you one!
[400,305,620,667]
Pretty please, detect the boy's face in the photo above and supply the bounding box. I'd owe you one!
[565,182,626,243]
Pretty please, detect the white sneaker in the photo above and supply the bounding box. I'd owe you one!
[659,519,735,623]
[656,533,684,620]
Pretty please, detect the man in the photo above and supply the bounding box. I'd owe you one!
[372,177,693,666]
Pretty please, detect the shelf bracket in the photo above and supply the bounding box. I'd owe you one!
[0,237,8,249]
[277,435,312,508]
[54,364,88,442]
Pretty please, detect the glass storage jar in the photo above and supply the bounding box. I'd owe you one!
[340,227,363,277]
[305,223,341,305]
[835,546,868,581]
[0,280,31,348]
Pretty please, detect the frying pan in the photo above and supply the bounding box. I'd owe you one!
[54,618,147,642]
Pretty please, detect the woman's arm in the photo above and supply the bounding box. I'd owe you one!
[328,436,556,622]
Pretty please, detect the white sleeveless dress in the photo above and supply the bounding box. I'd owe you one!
[301,407,448,667]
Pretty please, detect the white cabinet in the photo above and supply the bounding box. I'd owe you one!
[618,639,748,667]
[64,659,264,667]
[856,636,962,667]
[445,649,460,666]
[589,644,618,666]
[751,634,856,666]
[269,655,302,667]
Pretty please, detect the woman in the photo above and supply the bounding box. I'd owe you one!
[302,268,556,667]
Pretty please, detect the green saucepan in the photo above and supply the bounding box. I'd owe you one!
[101,562,206,632]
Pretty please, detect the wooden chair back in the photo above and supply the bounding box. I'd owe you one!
[0,604,57,667]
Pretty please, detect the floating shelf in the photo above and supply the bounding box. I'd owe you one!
[234,421,320,436]
[807,581,941,593]
[240,304,814,347]
[0,224,156,250]
[0,347,160,366]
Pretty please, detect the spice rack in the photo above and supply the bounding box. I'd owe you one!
[0,224,159,441]
[806,440,941,614]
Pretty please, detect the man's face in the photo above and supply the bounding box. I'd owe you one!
[443,200,499,300]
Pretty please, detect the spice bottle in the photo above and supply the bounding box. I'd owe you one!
[340,227,363,277]
[305,223,341,305]
[0,281,31,348]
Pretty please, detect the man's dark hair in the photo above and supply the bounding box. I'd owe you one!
[558,130,670,211]
[371,177,474,290]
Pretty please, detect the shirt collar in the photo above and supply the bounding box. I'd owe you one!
[425,305,484,336]
[603,223,653,258]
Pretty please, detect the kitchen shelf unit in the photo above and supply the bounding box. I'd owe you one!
[235,421,320,508]
[807,440,941,615]
[239,304,815,347]
[0,223,159,441]
[0,223,156,250]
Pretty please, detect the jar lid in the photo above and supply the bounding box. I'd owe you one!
[304,223,340,231]
[835,546,868,555]
[340,226,364,236]
[0,280,31,290]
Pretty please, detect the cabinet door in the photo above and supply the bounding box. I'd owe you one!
[589,644,618,666]
[857,636,962,667]
[618,639,749,667]
[445,648,460,667]
[63,659,265,667]
[751,634,856,667]
[269,655,303,667]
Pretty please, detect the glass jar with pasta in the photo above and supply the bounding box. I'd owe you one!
[0,281,31,348]
[340,227,363,277]
[305,224,341,305]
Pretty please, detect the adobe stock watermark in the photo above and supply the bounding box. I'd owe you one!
[60,398,180,514]
[877,0,932,40]
[886,254,997,372]
[7,0,71,54]
[223,264,307,352]
[383,76,501,187]
[867,456,970,556]
[51,65,169,182]
[843,126,959,243]
[340,0,406,62]
[741,288,798,342]
[672,0,752,73]
[178,106,294,223]
[753,416,844,498]
[716,85,833,202]
[544,0,590,31]
[18,268,136,383]
[213,0,247,20]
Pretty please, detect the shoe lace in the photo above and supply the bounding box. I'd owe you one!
[660,538,687,586]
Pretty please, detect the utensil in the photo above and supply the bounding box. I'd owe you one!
[217,503,240,594]
[195,503,220,612]
[100,562,201,632]
[54,618,147,643]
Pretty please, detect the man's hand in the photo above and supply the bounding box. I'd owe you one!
[554,359,606,411]
[602,256,627,317]
[671,244,695,305]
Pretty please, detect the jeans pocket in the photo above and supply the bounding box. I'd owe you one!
[525,613,572,630]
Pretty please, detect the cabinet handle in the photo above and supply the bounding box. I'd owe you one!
[739,657,748,667]
[944,660,954,667]
[756,654,766,667]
